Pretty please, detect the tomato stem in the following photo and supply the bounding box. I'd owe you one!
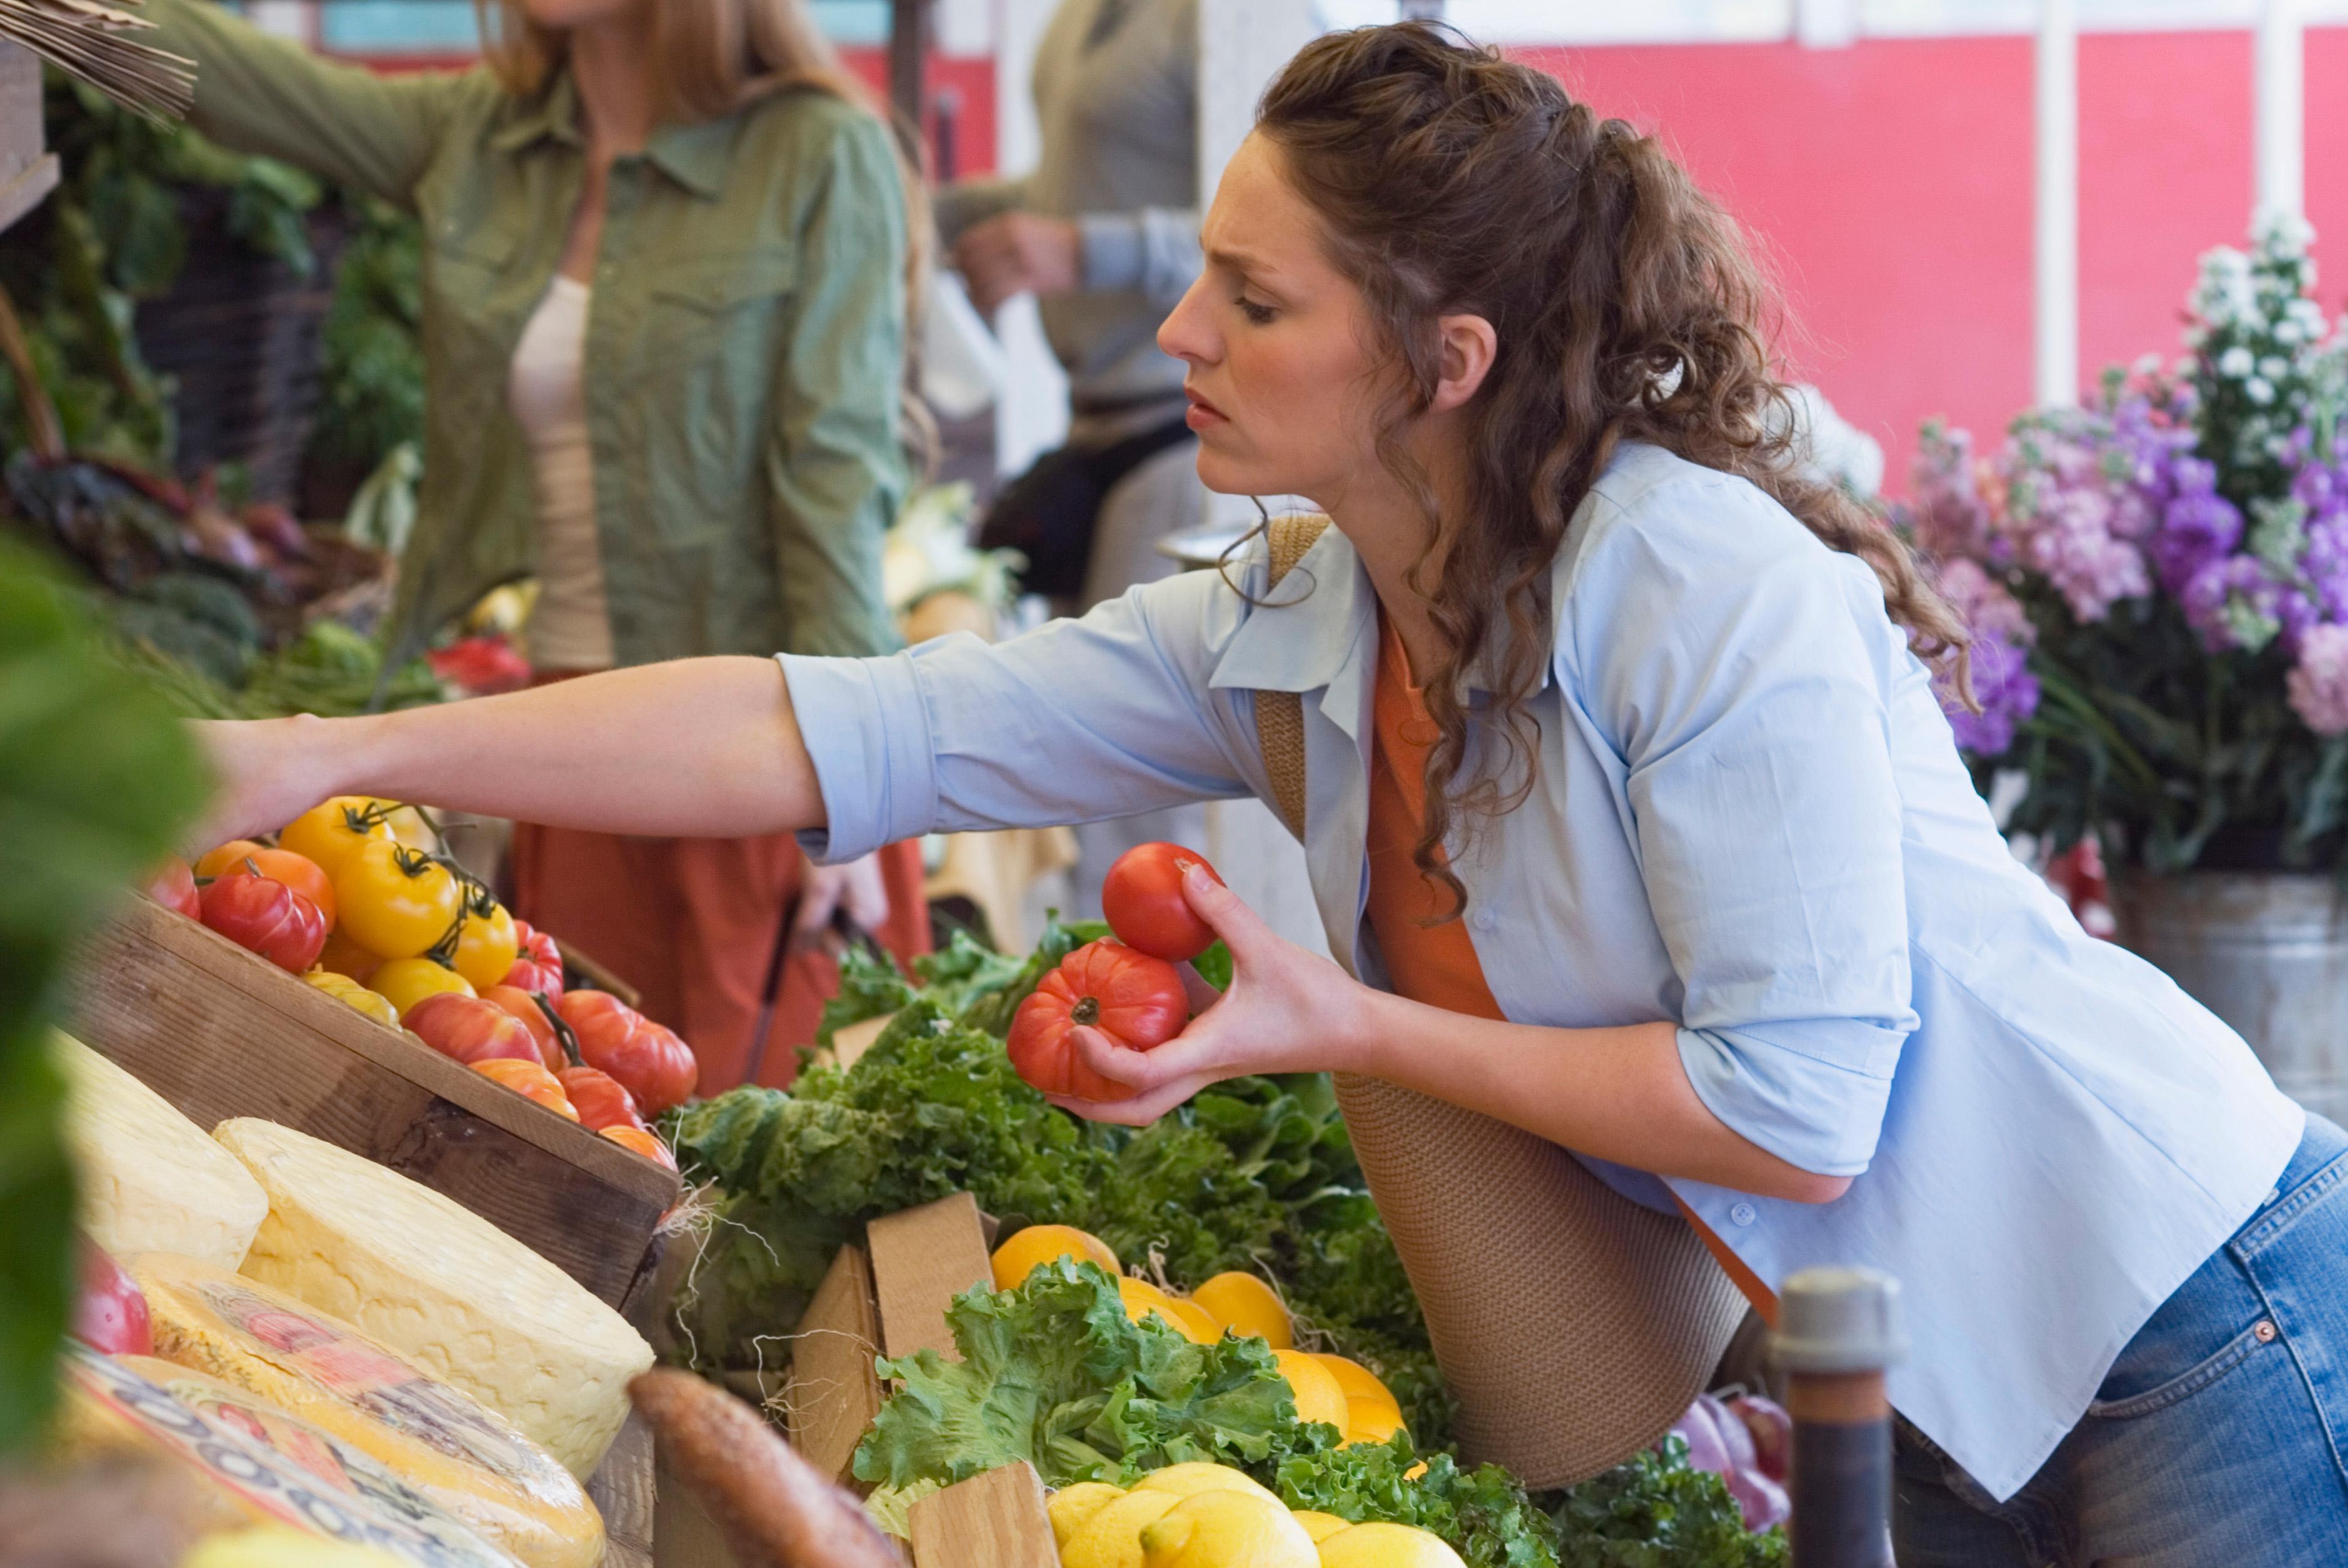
[534,992,583,1068]
[1071,997,1100,1027]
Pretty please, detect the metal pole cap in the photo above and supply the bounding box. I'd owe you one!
[1771,1265,1908,1375]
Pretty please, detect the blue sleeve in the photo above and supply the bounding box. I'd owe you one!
[780,572,1253,862]
[1565,476,1919,1177]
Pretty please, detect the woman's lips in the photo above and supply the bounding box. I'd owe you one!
[1184,388,1228,429]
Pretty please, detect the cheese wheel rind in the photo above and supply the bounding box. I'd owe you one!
[211,1117,655,1479]
[54,1030,268,1271]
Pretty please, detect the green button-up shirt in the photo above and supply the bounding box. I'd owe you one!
[145,0,909,667]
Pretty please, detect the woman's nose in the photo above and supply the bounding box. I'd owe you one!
[1157,277,1217,367]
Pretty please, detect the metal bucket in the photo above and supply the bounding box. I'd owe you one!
[2111,870,2348,1123]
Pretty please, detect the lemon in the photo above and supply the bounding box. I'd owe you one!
[1314,1522,1467,1568]
[1051,1482,1129,1547]
[1121,1278,1215,1344]
[1192,1271,1294,1349]
[1064,1489,1183,1568]
[992,1224,1120,1291]
[1272,1349,1350,1430]
[1139,1489,1317,1568]
[1292,1512,1352,1544]
[1168,1298,1223,1343]
[1131,1462,1279,1504]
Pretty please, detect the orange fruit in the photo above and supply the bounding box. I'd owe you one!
[990,1224,1120,1291]
[1166,1298,1222,1344]
[1192,1271,1292,1349]
[1119,1279,1215,1345]
[1272,1349,1349,1430]
[1343,1406,1409,1447]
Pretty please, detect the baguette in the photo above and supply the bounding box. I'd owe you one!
[628,1370,902,1568]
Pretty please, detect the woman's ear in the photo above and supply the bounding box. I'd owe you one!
[1429,312,1498,412]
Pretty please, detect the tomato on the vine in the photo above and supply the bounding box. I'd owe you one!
[199,870,329,974]
[370,957,475,1019]
[556,1066,644,1133]
[141,859,200,920]
[211,847,338,929]
[1005,939,1188,1100]
[333,841,462,960]
[1100,842,1226,962]
[451,899,520,992]
[471,1057,579,1120]
[279,797,396,877]
[552,990,699,1114]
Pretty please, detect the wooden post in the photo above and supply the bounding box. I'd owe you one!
[1774,1266,1904,1568]
[890,0,935,151]
[2034,0,2078,407]
[2254,0,2304,224]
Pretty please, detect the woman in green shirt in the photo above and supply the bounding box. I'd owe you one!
[146,0,934,1087]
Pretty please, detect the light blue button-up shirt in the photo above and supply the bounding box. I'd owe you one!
[783,442,2303,1500]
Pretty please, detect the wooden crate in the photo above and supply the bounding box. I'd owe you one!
[586,1413,655,1568]
[0,38,58,235]
[68,897,678,1311]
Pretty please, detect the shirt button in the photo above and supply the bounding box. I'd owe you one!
[1471,909,1498,932]
[2265,1187,2282,1206]
[1729,1203,1758,1227]
[2256,1321,2280,1343]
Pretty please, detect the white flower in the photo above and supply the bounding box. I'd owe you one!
[2261,355,2291,380]
[2133,352,2163,375]
[2220,345,2257,377]
[2277,319,2304,346]
[2247,377,2276,404]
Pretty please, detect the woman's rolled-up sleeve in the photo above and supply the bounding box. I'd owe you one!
[1566,477,1920,1178]
[780,572,1255,862]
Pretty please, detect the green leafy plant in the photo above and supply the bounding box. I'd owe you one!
[307,198,423,472]
[0,539,210,1450]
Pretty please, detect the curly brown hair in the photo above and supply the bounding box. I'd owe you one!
[1255,23,1970,920]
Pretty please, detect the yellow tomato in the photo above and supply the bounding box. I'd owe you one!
[333,840,463,960]
[303,969,399,1030]
[451,899,520,992]
[370,957,475,1020]
[279,797,396,878]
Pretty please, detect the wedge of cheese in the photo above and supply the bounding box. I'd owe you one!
[212,1118,655,1479]
[116,1357,526,1568]
[54,1030,268,1270]
[55,1343,522,1567]
[131,1253,605,1568]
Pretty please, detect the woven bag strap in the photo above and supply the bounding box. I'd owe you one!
[1252,514,1329,839]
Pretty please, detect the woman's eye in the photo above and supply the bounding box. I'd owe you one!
[1235,295,1276,325]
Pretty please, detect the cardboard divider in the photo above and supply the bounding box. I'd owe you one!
[909,1462,1059,1568]
[867,1193,994,1362]
[785,1242,885,1485]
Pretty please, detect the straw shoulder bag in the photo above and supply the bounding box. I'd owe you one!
[1250,513,1749,1487]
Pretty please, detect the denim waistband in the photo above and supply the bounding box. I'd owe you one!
[2231,1111,2348,1251]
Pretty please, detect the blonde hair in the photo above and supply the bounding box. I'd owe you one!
[477,0,936,466]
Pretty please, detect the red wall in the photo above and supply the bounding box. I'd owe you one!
[1517,32,2348,491]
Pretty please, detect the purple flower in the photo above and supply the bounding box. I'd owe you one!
[1934,558,2040,756]
[2149,456,2244,594]
[2181,554,2289,652]
[2289,624,2348,735]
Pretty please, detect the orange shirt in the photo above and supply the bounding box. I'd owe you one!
[1363,614,1775,1318]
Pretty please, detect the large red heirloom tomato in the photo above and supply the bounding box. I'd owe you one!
[198,867,329,973]
[1100,842,1225,962]
[553,990,698,1114]
[404,992,543,1067]
[1006,939,1188,1101]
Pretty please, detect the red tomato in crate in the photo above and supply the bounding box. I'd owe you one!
[405,992,543,1067]
[72,1236,151,1357]
[210,847,339,929]
[193,839,269,880]
[1006,940,1188,1101]
[553,990,699,1114]
[601,1125,678,1170]
[558,1066,645,1133]
[483,984,565,1071]
[471,1057,580,1120]
[1100,842,1226,962]
[503,919,566,999]
[198,872,328,973]
[142,858,200,920]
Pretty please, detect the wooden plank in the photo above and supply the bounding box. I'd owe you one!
[909,1463,1057,1568]
[785,1242,884,1485]
[867,1194,991,1363]
[67,899,676,1308]
[588,1412,655,1568]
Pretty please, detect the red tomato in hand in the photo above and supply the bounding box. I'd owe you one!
[483,984,565,1071]
[142,858,200,920]
[553,990,700,1114]
[405,992,542,1067]
[1101,842,1226,962]
[1006,939,1188,1101]
[199,870,328,972]
[72,1235,151,1356]
[558,1065,645,1132]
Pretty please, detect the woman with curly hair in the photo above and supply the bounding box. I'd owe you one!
[195,24,2339,1557]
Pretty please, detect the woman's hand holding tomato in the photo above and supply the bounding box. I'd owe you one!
[1100,842,1227,961]
[1046,862,1374,1126]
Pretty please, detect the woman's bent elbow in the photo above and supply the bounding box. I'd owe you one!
[1780,1170,1855,1204]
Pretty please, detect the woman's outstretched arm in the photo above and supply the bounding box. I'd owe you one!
[195,656,822,848]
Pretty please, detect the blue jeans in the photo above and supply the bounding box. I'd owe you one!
[1895,1112,2348,1567]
